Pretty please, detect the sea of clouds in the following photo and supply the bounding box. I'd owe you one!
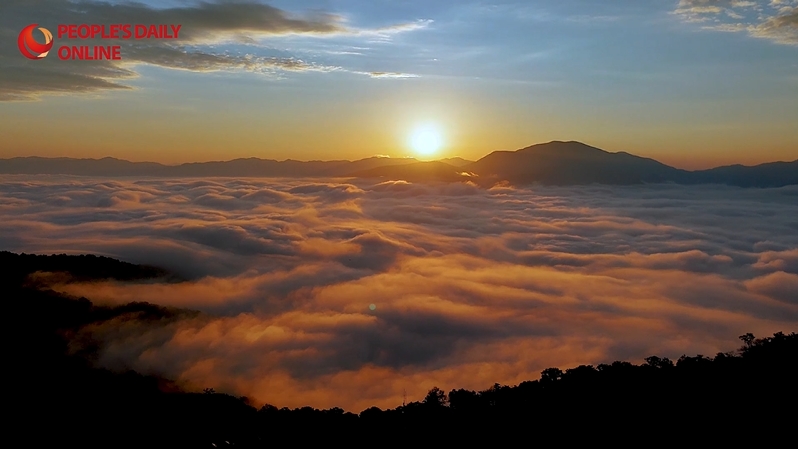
[2,175,797,411]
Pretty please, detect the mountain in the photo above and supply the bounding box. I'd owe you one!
[321,157,419,176]
[439,157,475,167]
[0,156,417,178]
[2,142,795,187]
[0,156,167,176]
[464,141,694,186]
[347,161,470,183]
[463,141,797,187]
[691,161,798,188]
[159,158,340,177]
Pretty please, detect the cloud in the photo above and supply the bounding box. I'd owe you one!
[349,19,433,41]
[753,248,798,273]
[674,0,798,45]
[2,175,797,411]
[357,71,420,79]
[745,271,798,304]
[121,44,340,74]
[0,0,427,101]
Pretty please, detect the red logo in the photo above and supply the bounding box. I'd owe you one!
[18,24,54,59]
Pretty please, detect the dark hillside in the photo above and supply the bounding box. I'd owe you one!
[4,251,796,446]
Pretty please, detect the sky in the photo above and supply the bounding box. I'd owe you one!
[1,0,797,168]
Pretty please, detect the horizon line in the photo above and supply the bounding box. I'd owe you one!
[1,140,796,170]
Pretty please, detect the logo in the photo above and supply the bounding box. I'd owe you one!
[18,24,54,59]
[17,23,181,61]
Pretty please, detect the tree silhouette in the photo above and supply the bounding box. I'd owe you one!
[540,367,563,383]
[423,387,448,407]
[643,355,674,369]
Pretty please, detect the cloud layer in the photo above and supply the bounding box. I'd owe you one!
[1,175,797,411]
[0,0,425,101]
[675,0,798,45]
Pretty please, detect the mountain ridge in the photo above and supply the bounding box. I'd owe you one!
[2,141,796,188]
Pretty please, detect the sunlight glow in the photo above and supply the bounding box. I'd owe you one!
[409,125,443,156]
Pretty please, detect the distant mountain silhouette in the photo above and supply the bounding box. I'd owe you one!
[319,156,419,176]
[439,157,475,168]
[0,156,419,178]
[0,156,166,177]
[692,161,798,188]
[158,158,336,177]
[2,141,796,187]
[348,161,472,183]
[465,141,797,187]
[465,141,693,186]
[347,141,797,187]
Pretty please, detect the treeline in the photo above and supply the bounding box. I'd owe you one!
[1,251,176,285]
[258,332,796,435]
[4,251,797,447]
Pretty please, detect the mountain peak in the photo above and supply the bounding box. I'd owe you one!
[519,141,608,154]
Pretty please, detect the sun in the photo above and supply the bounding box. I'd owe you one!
[409,125,443,156]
